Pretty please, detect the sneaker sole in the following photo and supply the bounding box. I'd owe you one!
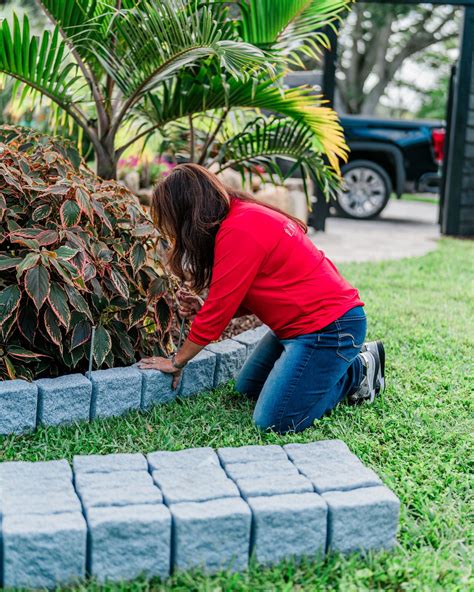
[363,341,385,394]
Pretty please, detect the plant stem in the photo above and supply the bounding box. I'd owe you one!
[197,108,229,166]
[189,115,195,163]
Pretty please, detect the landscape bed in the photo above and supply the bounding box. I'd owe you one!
[0,239,472,591]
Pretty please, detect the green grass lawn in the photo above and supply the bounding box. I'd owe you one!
[2,238,473,591]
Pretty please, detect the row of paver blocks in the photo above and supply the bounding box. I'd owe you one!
[0,441,400,588]
[0,327,268,436]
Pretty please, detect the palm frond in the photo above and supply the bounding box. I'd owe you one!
[95,0,267,102]
[239,0,351,63]
[0,14,86,116]
[137,74,348,170]
[38,0,114,76]
[216,115,342,200]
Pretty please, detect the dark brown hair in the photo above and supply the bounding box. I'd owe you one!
[151,163,307,292]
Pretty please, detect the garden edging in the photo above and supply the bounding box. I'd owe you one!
[0,441,401,588]
[0,326,269,436]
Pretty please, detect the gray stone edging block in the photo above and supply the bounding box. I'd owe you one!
[322,486,400,553]
[178,349,217,398]
[284,439,351,462]
[90,367,142,420]
[73,453,147,474]
[2,512,87,589]
[231,325,269,355]
[0,459,72,482]
[235,474,314,500]
[1,490,82,517]
[152,468,239,504]
[224,460,299,480]
[0,379,38,435]
[35,373,92,427]
[147,447,220,472]
[171,497,252,574]
[86,504,171,582]
[135,366,175,410]
[248,493,327,566]
[0,441,400,587]
[75,471,154,493]
[79,484,163,509]
[218,444,288,465]
[205,340,247,386]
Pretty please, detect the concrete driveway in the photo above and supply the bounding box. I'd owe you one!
[309,199,440,263]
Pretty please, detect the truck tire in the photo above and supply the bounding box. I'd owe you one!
[334,160,392,219]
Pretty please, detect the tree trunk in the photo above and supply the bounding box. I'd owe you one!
[95,143,118,180]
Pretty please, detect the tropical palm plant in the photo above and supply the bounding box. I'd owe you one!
[0,0,350,194]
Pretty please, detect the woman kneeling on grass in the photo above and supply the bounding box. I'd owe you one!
[138,164,385,434]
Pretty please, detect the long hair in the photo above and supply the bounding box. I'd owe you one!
[151,163,307,292]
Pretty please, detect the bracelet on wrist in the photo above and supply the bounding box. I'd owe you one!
[171,353,187,370]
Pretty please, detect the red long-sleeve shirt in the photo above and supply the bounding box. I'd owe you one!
[188,198,364,346]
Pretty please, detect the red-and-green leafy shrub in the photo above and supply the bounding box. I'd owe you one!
[0,127,176,381]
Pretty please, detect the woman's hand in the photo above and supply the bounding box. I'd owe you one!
[138,356,182,389]
[177,288,204,320]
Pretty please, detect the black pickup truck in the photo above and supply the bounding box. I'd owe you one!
[283,72,446,219]
[337,115,445,219]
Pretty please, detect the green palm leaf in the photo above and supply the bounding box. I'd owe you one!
[0,14,85,111]
[95,0,267,101]
[216,115,342,199]
[138,74,347,170]
[239,0,351,62]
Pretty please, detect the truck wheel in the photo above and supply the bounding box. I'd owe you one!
[334,160,392,219]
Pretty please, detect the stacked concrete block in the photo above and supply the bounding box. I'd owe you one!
[74,452,171,582]
[0,441,400,587]
[36,373,92,426]
[136,367,175,409]
[284,440,382,493]
[247,493,327,566]
[171,497,252,573]
[232,325,269,356]
[322,486,400,553]
[149,447,239,504]
[217,444,327,565]
[205,340,247,386]
[1,460,87,589]
[178,349,217,397]
[89,367,142,419]
[0,378,37,435]
[152,465,239,505]
[148,446,221,472]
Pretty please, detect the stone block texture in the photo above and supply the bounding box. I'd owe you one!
[137,367,175,409]
[2,512,87,589]
[0,441,400,587]
[248,493,327,566]
[323,486,400,553]
[90,367,142,419]
[73,452,147,474]
[231,325,269,355]
[0,378,37,435]
[235,474,313,500]
[148,447,220,472]
[178,349,217,397]
[171,497,252,574]
[205,340,247,386]
[152,467,239,504]
[87,504,171,582]
[218,444,288,465]
[36,373,92,426]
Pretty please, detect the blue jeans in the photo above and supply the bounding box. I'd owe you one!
[235,307,366,433]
